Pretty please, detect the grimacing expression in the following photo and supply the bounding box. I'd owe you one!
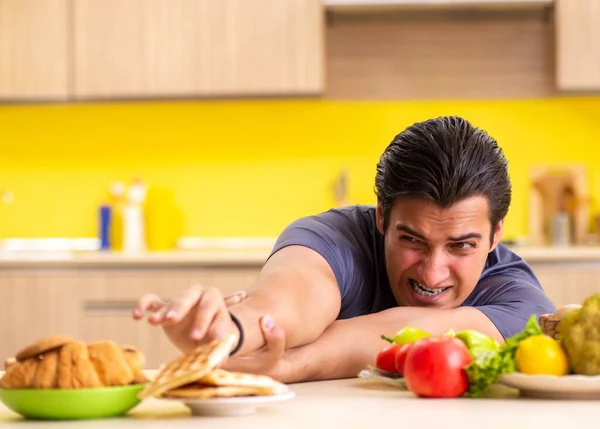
[376,196,504,308]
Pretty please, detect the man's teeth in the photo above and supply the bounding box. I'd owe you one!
[411,280,447,297]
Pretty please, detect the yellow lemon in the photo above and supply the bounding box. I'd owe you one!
[515,335,569,376]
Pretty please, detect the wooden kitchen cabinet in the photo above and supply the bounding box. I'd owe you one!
[79,267,260,367]
[0,271,82,363]
[0,266,261,369]
[0,0,70,100]
[72,0,324,99]
[529,262,600,308]
[555,0,600,91]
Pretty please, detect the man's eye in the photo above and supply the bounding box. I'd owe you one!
[452,242,475,249]
[400,236,419,243]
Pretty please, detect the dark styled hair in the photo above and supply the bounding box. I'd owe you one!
[374,116,511,242]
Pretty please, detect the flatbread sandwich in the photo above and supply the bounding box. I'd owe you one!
[138,334,289,400]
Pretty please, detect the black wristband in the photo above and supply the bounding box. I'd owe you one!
[229,312,244,356]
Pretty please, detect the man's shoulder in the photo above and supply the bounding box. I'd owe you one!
[271,204,379,253]
[284,205,377,237]
[482,243,539,282]
[466,243,547,306]
[311,204,377,224]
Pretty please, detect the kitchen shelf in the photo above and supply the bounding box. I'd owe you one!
[324,0,554,10]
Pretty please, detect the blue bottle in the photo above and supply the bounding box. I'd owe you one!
[99,204,112,251]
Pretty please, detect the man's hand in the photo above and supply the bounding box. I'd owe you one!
[132,286,246,354]
[222,314,298,383]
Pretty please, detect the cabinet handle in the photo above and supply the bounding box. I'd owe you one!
[84,301,137,314]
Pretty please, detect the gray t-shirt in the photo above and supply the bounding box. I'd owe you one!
[269,205,556,339]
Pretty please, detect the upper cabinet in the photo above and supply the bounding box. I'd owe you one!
[0,0,70,101]
[555,0,600,91]
[72,0,324,99]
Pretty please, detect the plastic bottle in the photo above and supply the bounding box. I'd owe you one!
[122,179,147,253]
[98,204,112,251]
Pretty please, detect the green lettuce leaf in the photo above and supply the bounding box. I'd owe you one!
[464,315,543,397]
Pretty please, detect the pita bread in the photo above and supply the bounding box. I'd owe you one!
[138,334,237,399]
[198,369,289,395]
[163,384,272,399]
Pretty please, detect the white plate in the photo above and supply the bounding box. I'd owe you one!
[498,372,600,399]
[357,367,407,389]
[161,391,296,417]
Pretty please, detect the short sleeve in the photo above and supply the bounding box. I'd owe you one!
[468,275,557,339]
[268,215,362,306]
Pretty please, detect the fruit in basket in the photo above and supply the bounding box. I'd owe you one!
[514,334,569,376]
[558,294,600,375]
[539,304,582,339]
[403,337,472,398]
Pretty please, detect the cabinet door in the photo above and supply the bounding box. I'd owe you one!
[556,0,600,90]
[530,262,600,308]
[72,0,324,99]
[0,0,69,100]
[0,271,82,362]
[79,267,260,369]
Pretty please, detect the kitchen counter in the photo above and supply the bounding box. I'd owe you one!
[0,249,270,268]
[0,376,593,428]
[2,241,600,268]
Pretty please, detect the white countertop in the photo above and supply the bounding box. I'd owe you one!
[1,236,600,268]
[0,376,595,428]
[0,249,270,268]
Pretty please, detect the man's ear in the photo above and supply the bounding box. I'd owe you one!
[376,202,385,235]
[490,218,505,251]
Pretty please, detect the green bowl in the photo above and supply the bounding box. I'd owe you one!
[0,384,145,420]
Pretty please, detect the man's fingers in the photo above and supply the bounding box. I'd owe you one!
[190,287,223,340]
[161,286,205,324]
[224,291,247,307]
[148,306,171,325]
[132,293,165,319]
[221,315,285,375]
[207,307,236,341]
[260,315,285,361]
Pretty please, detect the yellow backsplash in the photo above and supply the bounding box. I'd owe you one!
[1,97,600,242]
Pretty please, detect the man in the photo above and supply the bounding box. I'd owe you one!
[133,116,556,383]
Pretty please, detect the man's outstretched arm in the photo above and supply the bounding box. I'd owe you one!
[226,245,344,355]
[134,245,342,356]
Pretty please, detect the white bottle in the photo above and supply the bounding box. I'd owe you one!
[122,179,147,253]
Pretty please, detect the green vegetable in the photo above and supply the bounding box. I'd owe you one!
[559,293,600,375]
[455,329,500,359]
[381,326,431,345]
[464,315,543,398]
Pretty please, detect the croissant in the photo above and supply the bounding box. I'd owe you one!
[0,335,148,389]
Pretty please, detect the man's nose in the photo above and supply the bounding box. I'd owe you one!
[417,251,450,287]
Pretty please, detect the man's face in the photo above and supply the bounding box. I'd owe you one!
[376,195,503,308]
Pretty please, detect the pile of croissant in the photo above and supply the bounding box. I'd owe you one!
[0,335,148,389]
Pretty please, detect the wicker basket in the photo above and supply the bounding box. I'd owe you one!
[539,304,582,340]
[540,313,561,339]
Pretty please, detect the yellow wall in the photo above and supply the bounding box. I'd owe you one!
[1,97,599,243]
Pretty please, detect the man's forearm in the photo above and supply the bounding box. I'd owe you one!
[287,306,503,382]
[229,267,341,356]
